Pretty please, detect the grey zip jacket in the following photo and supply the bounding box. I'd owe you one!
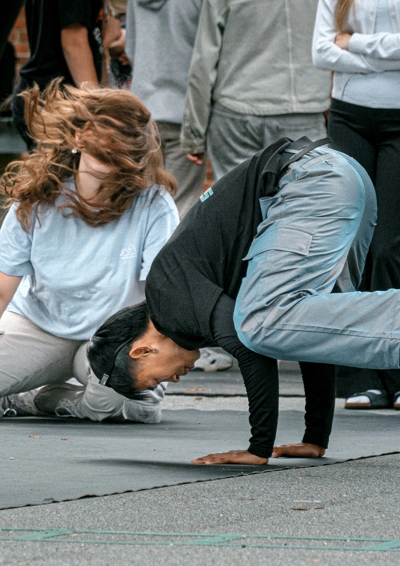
[181,0,331,154]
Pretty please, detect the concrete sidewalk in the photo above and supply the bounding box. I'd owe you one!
[1,453,399,565]
[1,362,399,565]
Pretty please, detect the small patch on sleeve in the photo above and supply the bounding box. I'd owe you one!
[200,187,214,202]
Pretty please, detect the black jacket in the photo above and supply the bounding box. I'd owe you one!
[146,140,285,346]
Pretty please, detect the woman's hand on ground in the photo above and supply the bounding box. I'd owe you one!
[192,449,268,466]
[271,442,325,459]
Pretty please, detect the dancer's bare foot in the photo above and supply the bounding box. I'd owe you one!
[271,442,325,458]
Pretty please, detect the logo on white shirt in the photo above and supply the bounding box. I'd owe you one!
[120,245,137,259]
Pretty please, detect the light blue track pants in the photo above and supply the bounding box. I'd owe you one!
[234,147,400,370]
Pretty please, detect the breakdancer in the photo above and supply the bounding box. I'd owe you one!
[88,137,381,465]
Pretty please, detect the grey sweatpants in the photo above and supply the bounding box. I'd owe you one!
[158,121,207,219]
[207,103,327,180]
[234,147,400,370]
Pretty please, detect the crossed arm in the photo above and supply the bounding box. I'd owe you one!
[313,0,400,73]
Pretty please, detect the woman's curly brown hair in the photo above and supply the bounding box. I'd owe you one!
[0,79,176,230]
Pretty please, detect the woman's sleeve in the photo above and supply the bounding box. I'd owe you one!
[139,191,179,281]
[0,204,33,276]
[312,0,400,73]
[349,32,400,60]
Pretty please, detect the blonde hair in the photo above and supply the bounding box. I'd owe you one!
[334,0,355,32]
[1,80,176,230]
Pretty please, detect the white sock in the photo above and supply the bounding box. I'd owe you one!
[346,389,384,404]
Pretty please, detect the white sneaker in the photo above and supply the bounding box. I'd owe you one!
[34,383,84,416]
[0,395,36,417]
[193,348,233,372]
[55,399,78,417]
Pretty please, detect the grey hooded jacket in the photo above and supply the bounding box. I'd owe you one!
[181,0,332,154]
[126,0,203,123]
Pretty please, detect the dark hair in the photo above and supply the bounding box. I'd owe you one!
[87,301,150,398]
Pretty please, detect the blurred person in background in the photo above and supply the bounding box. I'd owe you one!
[126,0,206,220]
[181,0,331,178]
[126,0,231,372]
[313,0,400,410]
[12,0,104,150]
[181,0,334,383]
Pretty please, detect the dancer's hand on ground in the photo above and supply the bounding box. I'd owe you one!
[271,442,325,459]
[192,449,268,466]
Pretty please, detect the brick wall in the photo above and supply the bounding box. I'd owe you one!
[204,160,214,192]
[9,7,30,74]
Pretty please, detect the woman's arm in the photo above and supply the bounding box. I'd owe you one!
[0,272,22,320]
[349,32,400,60]
[313,0,400,73]
[61,24,99,87]
[0,204,34,318]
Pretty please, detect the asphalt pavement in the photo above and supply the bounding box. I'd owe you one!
[1,361,400,565]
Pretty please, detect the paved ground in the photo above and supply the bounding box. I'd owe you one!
[1,452,399,565]
[1,361,400,565]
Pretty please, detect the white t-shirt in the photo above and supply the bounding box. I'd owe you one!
[0,181,179,339]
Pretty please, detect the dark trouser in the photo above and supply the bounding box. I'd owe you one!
[210,294,334,459]
[11,77,36,151]
[0,0,25,60]
[329,98,400,398]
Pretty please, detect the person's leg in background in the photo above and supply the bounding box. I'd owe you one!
[157,121,206,219]
[11,77,36,151]
[206,103,265,180]
[207,105,328,182]
[364,110,400,407]
[264,112,327,148]
[329,100,400,408]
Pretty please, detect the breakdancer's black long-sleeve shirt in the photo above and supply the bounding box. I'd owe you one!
[146,139,335,458]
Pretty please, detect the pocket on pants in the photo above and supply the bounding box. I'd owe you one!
[244,226,314,261]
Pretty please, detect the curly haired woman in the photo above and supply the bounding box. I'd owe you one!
[0,81,179,422]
